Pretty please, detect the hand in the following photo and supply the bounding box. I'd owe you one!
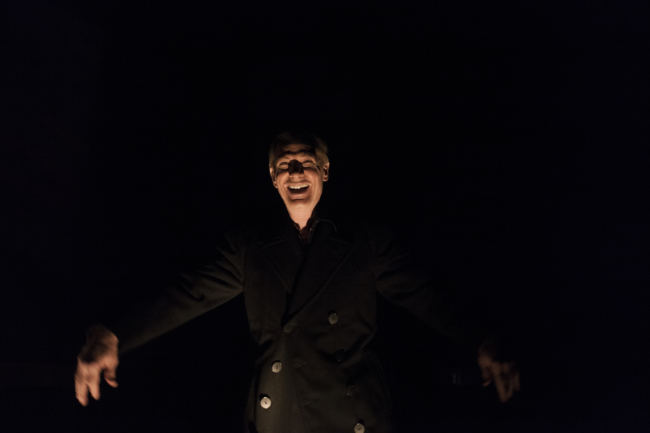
[74,324,120,406]
[477,339,520,403]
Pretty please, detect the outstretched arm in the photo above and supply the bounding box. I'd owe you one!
[109,230,246,354]
[74,230,246,405]
[369,225,476,344]
[369,225,520,402]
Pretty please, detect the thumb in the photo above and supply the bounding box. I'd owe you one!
[478,354,493,387]
[103,367,119,388]
[480,363,493,387]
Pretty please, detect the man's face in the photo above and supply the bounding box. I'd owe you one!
[270,143,329,216]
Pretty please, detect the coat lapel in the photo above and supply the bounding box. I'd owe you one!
[285,220,353,319]
[259,223,304,294]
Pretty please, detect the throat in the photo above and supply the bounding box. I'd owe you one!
[287,207,316,231]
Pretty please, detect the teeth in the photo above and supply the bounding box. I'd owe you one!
[288,184,309,190]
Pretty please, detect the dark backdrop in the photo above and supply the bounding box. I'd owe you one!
[4,1,648,432]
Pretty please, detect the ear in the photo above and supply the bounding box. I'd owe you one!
[269,167,278,188]
[321,162,330,182]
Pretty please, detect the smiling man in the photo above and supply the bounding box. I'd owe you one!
[269,134,330,231]
[75,131,519,433]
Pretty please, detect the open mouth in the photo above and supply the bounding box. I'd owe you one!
[287,183,310,194]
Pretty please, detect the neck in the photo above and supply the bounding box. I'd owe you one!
[286,205,315,230]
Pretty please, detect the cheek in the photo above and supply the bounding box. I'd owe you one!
[304,169,322,181]
[273,173,286,188]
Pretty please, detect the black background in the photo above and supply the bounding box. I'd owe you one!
[3,1,649,432]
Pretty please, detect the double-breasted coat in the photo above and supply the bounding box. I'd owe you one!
[113,211,477,433]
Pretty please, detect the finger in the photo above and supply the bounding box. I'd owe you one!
[103,367,119,388]
[478,351,497,386]
[494,362,516,402]
[500,366,519,402]
[489,361,501,381]
[478,358,493,386]
[86,367,102,401]
[493,375,505,402]
[503,362,516,396]
[504,362,520,394]
[74,371,89,406]
[491,366,509,402]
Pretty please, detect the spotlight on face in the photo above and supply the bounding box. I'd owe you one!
[270,143,330,226]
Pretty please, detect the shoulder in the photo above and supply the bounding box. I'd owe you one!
[220,209,293,248]
[320,213,399,250]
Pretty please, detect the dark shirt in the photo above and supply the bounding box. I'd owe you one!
[293,216,320,247]
[285,216,320,297]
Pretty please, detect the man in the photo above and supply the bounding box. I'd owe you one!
[75,132,519,433]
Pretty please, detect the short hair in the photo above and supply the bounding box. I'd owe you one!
[268,131,329,170]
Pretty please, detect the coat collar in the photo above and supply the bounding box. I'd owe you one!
[284,218,352,319]
[257,201,354,321]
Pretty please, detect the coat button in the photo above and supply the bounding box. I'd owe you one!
[271,361,283,373]
[259,395,272,410]
[353,421,365,433]
[283,323,295,334]
[328,311,339,325]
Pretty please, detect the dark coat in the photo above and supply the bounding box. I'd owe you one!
[113,212,478,433]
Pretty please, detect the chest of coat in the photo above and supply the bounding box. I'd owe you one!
[242,238,377,349]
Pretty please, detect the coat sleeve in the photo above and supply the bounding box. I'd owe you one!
[108,230,246,354]
[368,225,484,348]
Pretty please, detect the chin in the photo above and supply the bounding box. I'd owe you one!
[286,198,313,207]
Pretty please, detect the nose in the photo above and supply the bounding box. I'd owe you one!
[288,160,304,175]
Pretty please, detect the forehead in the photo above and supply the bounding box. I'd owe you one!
[275,143,316,161]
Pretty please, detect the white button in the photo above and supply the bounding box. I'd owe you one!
[260,395,272,409]
[353,421,365,433]
[271,361,283,373]
[328,312,339,325]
